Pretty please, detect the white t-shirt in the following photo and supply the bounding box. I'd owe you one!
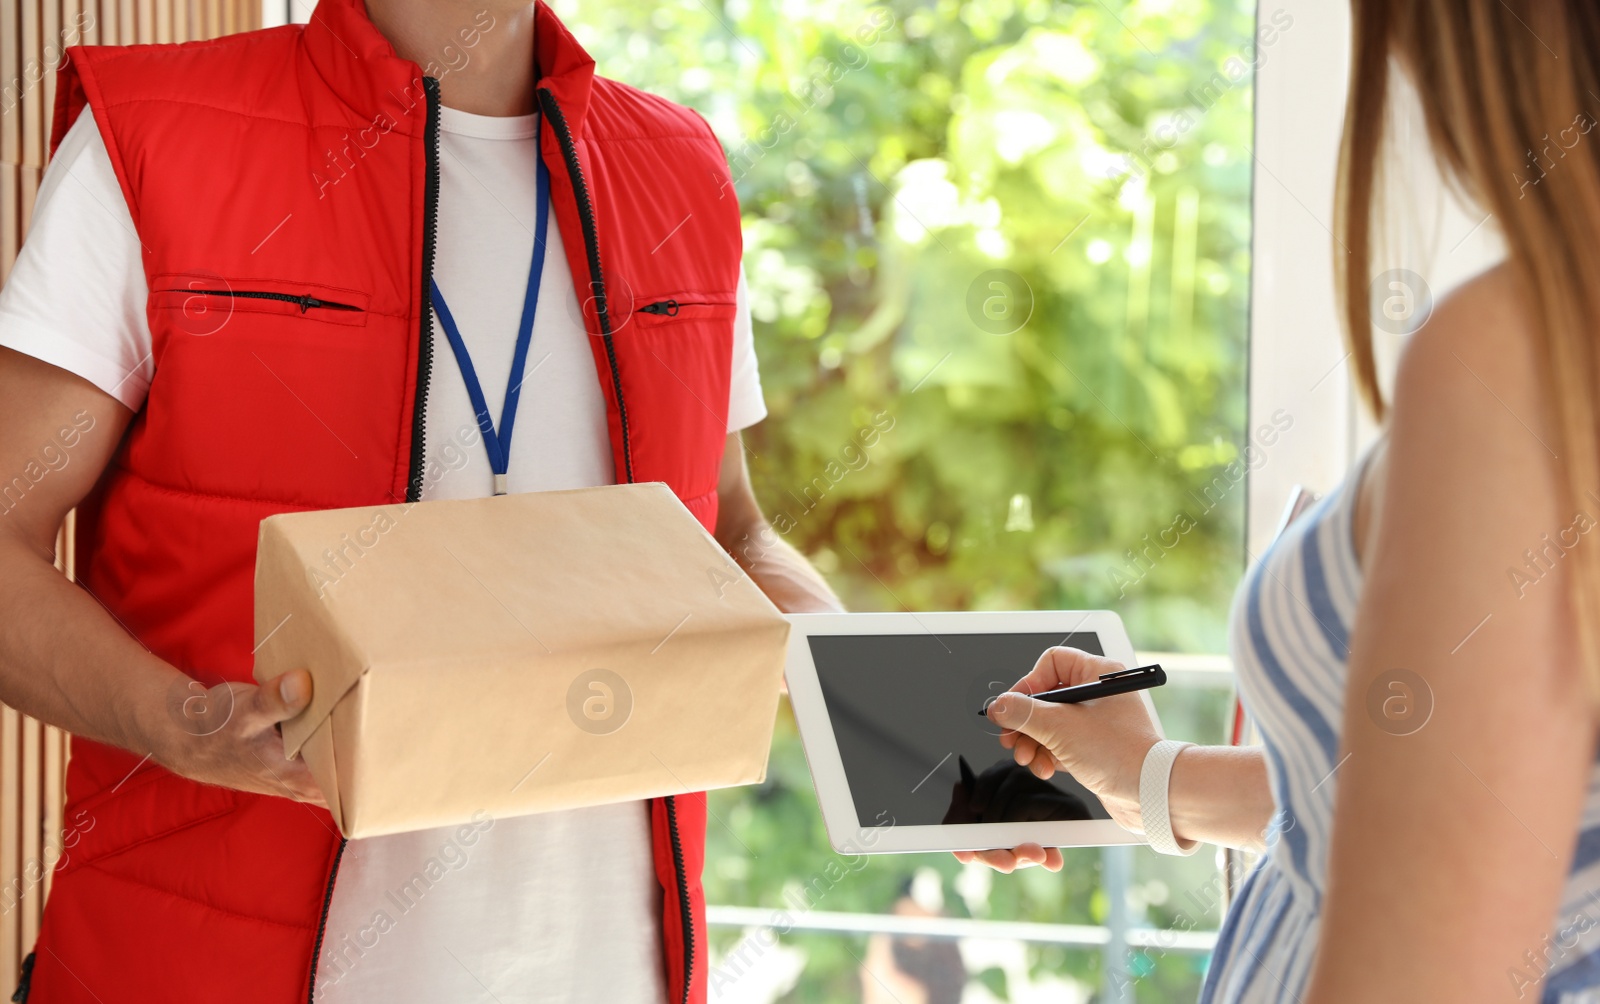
[0,105,766,1002]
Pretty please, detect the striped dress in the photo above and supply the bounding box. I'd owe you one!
[1199,456,1600,1002]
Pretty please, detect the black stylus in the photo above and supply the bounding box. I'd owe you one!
[977,664,1166,717]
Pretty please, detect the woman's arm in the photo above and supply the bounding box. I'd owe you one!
[958,647,1276,872]
[1305,268,1595,1002]
[1167,744,1274,850]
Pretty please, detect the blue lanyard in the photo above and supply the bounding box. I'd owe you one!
[430,154,551,496]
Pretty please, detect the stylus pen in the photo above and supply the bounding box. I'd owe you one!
[977,664,1166,717]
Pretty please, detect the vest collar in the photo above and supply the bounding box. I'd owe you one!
[303,0,596,137]
[533,2,597,136]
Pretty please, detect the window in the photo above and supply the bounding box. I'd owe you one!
[563,0,1258,998]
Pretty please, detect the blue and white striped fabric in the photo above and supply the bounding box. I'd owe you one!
[1198,459,1600,1003]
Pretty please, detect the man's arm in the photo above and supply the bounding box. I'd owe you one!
[714,431,843,613]
[0,346,323,803]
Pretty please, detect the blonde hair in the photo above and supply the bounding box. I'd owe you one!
[1335,1,1600,688]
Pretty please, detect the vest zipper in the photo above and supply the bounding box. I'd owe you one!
[537,86,635,485]
[663,793,694,1004]
[305,73,438,1004]
[406,76,443,503]
[304,836,348,1004]
[177,289,363,313]
[639,298,733,317]
[538,85,690,1004]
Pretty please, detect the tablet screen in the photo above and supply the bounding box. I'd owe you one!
[809,631,1112,827]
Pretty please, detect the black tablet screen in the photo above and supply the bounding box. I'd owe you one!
[809,631,1113,827]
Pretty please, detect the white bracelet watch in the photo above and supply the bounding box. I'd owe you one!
[1139,740,1199,856]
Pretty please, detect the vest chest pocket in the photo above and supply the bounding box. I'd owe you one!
[630,293,736,328]
[149,273,372,334]
[625,291,740,451]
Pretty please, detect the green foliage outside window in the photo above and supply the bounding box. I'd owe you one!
[561,0,1260,998]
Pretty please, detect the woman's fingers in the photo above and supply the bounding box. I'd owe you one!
[1012,733,1041,766]
[955,844,1064,873]
[988,693,1052,745]
[1011,646,1117,697]
[979,849,1018,872]
[991,696,1070,778]
[1024,741,1061,776]
[992,843,1049,871]
[1009,647,1074,695]
[1019,740,1059,778]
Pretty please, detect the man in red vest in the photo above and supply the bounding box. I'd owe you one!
[0,0,841,1000]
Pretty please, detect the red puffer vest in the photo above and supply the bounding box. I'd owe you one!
[27,2,739,1001]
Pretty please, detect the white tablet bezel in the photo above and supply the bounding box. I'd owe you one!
[784,610,1156,854]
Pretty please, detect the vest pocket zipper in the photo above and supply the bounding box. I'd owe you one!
[637,298,734,319]
[178,289,364,314]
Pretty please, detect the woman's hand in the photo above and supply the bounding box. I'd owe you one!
[952,841,1064,873]
[954,647,1160,872]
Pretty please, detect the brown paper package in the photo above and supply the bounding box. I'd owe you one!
[252,482,791,839]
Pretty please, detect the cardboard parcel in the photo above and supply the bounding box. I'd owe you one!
[253,483,791,839]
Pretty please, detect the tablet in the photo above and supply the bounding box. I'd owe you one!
[784,610,1156,854]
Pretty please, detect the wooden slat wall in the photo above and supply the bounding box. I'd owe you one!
[0,0,260,989]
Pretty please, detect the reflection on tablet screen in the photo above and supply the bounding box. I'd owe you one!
[809,631,1112,827]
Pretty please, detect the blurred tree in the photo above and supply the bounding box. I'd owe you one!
[558,0,1259,998]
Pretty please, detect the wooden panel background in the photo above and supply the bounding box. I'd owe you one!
[0,0,260,989]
